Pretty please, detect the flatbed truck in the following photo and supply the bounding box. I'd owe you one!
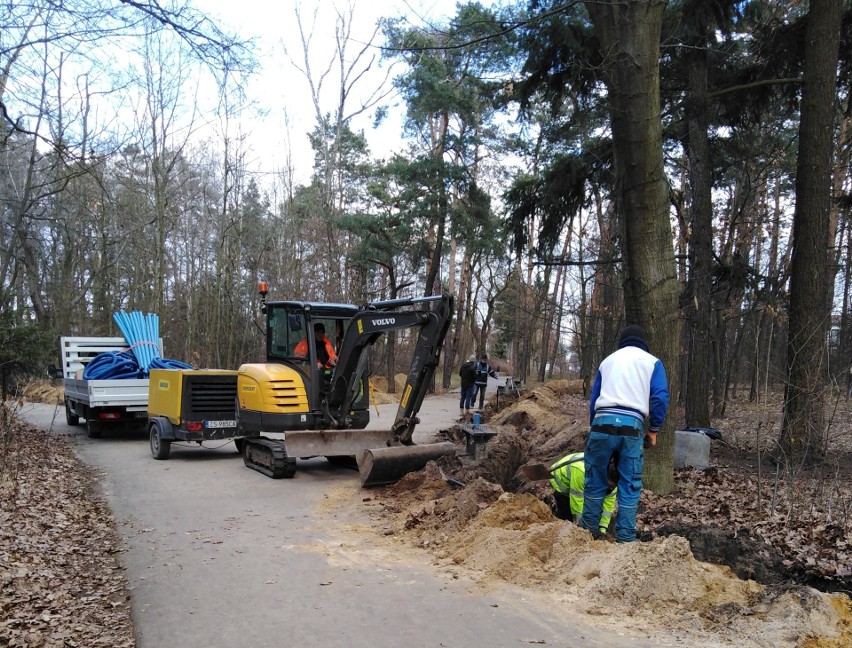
[50,336,162,438]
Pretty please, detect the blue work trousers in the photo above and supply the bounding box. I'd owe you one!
[473,383,487,409]
[459,386,475,410]
[579,431,644,542]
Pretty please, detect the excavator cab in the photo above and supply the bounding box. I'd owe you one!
[238,301,370,435]
[268,302,371,426]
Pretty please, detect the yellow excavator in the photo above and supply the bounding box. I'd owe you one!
[236,283,456,486]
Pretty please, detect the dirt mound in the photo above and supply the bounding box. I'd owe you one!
[645,523,788,584]
[383,461,504,538]
[368,373,413,405]
[435,382,588,493]
[361,377,851,646]
[489,381,587,461]
[367,462,847,646]
[20,379,64,405]
[477,429,526,490]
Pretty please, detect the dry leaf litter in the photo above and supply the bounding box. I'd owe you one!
[0,404,135,648]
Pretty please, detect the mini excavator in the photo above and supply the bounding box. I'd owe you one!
[236,283,456,486]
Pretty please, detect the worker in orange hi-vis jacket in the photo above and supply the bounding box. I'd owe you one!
[294,322,338,368]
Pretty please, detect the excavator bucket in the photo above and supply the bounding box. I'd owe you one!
[357,442,457,487]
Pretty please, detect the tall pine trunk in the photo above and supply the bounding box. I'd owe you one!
[684,43,713,427]
[585,0,679,493]
[779,0,842,463]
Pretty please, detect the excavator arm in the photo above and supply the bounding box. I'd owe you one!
[324,294,453,444]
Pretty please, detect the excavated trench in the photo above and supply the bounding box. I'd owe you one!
[362,381,851,648]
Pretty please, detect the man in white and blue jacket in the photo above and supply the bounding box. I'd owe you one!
[578,325,669,543]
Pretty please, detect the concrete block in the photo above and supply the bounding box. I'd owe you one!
[674,429,711,469]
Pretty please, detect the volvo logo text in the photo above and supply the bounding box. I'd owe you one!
[372,317,396,326]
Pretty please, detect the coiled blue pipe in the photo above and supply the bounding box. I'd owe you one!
[82,351,194,380]
[82,352,143,380]
[78,311,197,380]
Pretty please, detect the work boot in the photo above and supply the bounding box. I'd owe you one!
[578,521,601,541]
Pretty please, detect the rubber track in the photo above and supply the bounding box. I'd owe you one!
[243,437,297,479]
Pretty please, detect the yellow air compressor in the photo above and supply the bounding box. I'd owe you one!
[147,368,249,460]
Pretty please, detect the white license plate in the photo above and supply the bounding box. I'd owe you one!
[205,420,237,428]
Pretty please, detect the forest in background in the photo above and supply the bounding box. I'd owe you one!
[2,1,851,480]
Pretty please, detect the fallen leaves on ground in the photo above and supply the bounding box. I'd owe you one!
[639,464,852,587]
[0,405,135,648]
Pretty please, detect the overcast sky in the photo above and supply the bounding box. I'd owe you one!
[194,0,473,185]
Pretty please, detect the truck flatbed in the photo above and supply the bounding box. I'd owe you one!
[64,378,151,409]
[57,336,162,437]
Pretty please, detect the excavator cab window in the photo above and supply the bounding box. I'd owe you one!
[267,306,307,363]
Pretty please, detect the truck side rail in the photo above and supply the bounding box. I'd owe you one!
[59,336,163,379]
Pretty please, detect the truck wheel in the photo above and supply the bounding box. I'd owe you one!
[65,400,80,426]
[86,419,101,439]
[149,421,171,460]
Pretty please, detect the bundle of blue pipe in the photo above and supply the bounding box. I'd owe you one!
[81,311,194,380]
[82,352,144,380]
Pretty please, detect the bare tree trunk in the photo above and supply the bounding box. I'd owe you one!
[443,243,470,389]
[684,42,713,427]
[538,231,570,381]
[780,0,842,463]
[548,249,571,378]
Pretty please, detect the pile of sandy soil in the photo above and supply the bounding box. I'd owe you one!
[369,373,412,405]
[361,382,852,647]
[367,460,850,648]
[18,380,63,405]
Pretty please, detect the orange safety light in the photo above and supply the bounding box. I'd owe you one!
[258,280,269,296]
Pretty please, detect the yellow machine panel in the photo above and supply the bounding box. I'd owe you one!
[148,368,239,424]
[238,363,310,414]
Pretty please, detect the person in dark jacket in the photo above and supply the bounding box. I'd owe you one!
[579,325,669,543]
[473,354,498,410]
[459,354,477,414]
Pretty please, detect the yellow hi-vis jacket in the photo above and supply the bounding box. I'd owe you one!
[549,452,616,533]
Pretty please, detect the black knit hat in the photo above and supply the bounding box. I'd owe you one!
[618,325,648,351]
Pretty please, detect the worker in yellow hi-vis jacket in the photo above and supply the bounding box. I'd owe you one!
[550,452,617,535]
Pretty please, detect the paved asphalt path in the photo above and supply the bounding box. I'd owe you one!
[19,390,653,648]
